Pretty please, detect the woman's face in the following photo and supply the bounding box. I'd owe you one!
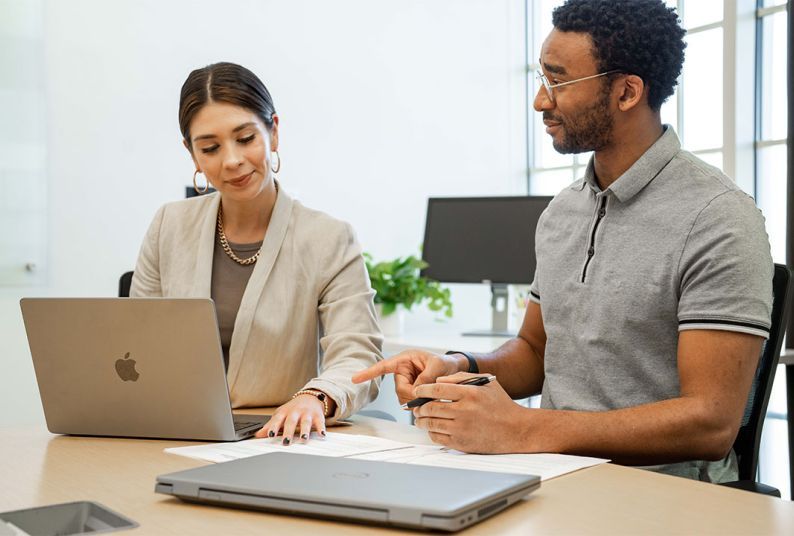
[187,101,278,202]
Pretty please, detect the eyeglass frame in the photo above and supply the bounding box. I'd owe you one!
[535,69,623,103]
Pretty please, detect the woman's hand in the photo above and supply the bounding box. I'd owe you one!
[352,349,466,404]
[255,394,328,444]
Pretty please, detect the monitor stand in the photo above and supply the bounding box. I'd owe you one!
[463,284,514,337]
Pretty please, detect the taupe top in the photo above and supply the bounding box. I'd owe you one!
[130,188,383,421]
[211,237,261,370]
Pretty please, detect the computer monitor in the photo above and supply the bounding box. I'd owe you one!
[421,196,552,336]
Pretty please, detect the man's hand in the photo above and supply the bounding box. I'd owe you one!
[412,372,533,453]
[352,350,465,404]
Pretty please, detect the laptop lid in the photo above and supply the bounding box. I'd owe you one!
[155,452,540,532]
[20,297,267,441]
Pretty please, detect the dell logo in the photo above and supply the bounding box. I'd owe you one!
[332,472,370,480]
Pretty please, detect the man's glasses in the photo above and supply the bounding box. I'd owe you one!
[535,69,622,103]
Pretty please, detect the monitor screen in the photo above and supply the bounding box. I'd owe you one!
[421,196,552,284]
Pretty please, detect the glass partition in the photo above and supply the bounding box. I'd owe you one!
[0,0,47,286]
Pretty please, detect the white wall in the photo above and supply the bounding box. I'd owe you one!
[0,0,527,426]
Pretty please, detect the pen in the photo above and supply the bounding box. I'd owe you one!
[401,375,496,409]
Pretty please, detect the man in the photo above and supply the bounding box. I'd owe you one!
[353,0,773,483]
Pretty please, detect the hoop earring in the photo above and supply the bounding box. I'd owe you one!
[271,151,281,174]
[193,170,208,194]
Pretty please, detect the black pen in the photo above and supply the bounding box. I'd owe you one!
[401,375,496,409]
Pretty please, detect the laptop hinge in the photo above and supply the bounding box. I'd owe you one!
[196,489,389,523]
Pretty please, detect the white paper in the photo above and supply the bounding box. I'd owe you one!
[164,432,413,463]
[165,432,608,481]
[355,447,607,481]
[0,521,31,536]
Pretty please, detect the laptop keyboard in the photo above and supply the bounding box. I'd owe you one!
[234,421,261,431]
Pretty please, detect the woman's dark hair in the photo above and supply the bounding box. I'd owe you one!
[179,62,277,148]
[552,0,686,111]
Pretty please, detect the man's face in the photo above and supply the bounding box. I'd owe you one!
[534,29,615,154]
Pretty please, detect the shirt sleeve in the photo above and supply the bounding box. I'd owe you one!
[303,222,383,421]
[529,207,549,305]
[529,273,541,305]
[676,190,773,338]
[130,205,166,298]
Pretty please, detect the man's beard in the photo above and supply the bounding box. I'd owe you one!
[546,90,613,154]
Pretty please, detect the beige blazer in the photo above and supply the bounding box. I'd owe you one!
[130,188,382,420]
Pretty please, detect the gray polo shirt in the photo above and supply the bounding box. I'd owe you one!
[529,126,773,482]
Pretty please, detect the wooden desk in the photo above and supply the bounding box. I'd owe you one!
[3,416,794,535]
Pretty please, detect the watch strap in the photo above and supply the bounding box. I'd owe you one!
[444,350,479,374]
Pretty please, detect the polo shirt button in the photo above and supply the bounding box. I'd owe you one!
[588,247,595,257]
[598,209,606,218]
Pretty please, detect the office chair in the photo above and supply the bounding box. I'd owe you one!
[719,263,792,497]
[119,271,134,298]
[120,191,211,293]
[185,186,216,198]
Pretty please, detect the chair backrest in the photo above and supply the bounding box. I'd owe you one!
[732,263,792,480]
[119,271,134,298]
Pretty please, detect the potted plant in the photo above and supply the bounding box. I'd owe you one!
[363,253,453,336]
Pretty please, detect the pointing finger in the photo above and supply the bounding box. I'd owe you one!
[352,358,403,383]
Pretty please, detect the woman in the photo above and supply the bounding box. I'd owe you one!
[131,62,382,443]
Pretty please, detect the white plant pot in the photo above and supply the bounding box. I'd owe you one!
[375,304,405,337]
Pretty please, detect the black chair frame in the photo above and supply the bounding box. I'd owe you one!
[720,263,792,496]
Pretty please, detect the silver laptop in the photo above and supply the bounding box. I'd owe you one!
[19,297,268,441]
[155,452,540,531]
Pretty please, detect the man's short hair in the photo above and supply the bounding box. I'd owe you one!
[552,0,686,111]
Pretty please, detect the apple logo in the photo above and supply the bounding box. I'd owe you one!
[115,352,140,382]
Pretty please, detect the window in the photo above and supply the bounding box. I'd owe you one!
[756,1,788,263]
[526,0,586,194]
[754,0,789,499]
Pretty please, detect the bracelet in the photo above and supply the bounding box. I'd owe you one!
[444,350,479,374]
[292,389,330,417]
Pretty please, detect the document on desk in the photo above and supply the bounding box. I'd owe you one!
[165,433,608,481]
[164,432,413,463]
[353,446,608,481]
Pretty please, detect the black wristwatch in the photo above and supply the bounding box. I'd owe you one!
[444,350,479,374]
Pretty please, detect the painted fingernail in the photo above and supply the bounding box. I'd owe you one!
[268,430,275,438]
[283,437,291,445]
[301,434,308,440]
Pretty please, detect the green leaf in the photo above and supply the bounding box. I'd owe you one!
[363,250,453,320]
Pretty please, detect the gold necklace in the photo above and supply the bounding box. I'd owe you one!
[216,182,278,266]
[217,207,261,265]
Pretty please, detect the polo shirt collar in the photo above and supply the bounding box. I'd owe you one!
[577,125,680,202]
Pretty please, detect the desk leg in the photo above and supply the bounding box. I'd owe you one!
[788,364,794,499]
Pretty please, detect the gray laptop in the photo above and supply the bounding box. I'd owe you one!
[155,452,540,531]
[20,297,268,441]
